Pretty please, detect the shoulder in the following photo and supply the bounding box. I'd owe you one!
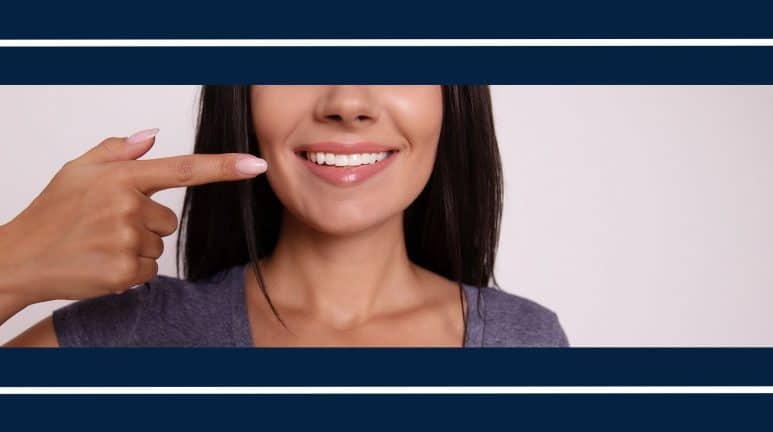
[467,285,570,347]
[52,265,244,347]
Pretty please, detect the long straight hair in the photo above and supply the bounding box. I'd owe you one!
[176,85,503,337]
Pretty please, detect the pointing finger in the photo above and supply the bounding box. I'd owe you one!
[123,153,268,196]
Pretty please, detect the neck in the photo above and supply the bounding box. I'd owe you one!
[258,211,423,327]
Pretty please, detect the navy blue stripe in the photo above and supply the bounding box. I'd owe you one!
[2,395,772,430]
[1,46,773,84]
[1,0,773,38]
[1,348,773,386]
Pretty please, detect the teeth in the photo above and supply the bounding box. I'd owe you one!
[306,151,391,167]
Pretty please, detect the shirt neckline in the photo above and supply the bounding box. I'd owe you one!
[230,262,485,347]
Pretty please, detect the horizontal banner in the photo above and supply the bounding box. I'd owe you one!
[1,349,772,386]
[3,39,773,47]
[1,0,773,38]
[1,46,773,83]
[1,394,772,430]
[1,386,773,394]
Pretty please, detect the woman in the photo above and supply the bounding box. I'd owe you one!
[0,85,568,347]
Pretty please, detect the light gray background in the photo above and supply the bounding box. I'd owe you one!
[1,85,771,346]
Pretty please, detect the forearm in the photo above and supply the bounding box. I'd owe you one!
[0,223,35,326]
[0,290,30,328]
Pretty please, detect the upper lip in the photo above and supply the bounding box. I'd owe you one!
[295,141,399,155]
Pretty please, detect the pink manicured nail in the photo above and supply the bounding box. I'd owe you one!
[236,157,268,175]
[127,128,160,145]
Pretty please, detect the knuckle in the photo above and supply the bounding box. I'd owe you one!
[220,156,235,177]
[117,226,141,249]
[115,194,141,216]
[116,256,139,279]
[111,164,134,183]
[107,256,138,285]
[174,158,195,184]
[59,159,95,182]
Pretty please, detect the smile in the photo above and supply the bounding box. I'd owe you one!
[305,151,391,167]
[295,148,399,187]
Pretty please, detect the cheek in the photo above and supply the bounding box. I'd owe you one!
[251,87,315,153]
[394,87,444,133]
[395,87,443,150]
[250,89,310,218]
[392,88,444,197]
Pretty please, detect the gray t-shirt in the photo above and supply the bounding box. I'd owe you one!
[52,262,569,347]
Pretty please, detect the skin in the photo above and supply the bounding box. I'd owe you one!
[247,85,465,346]
[2,132,265,346]
[1,85,466,347]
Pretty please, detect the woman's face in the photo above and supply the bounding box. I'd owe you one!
[250,85,443,235]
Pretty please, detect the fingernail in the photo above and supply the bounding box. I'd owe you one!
[127,128,160,145]
[236,157,268,175]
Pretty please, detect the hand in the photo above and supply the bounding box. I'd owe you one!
[0,128,267,304]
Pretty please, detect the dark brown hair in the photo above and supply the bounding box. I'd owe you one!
[176,85,503,336]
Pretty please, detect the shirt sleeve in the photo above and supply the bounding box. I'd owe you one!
[547,311,571,347]
[480,287,572,347]
[52,282,154,347]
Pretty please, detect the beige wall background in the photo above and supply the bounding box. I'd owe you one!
[1,85,772,346]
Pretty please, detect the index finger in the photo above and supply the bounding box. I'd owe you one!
[124,153,268,195]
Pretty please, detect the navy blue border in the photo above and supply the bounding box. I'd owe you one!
[2,47,773,84]
[3,4,773,428]
[2,395,772,430]
[1,348,772,386]
[1,0,773,38]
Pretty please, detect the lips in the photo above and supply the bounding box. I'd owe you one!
[295,141,398,154]
[294,142,400,187]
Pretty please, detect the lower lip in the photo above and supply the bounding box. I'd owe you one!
[298,151,399,187]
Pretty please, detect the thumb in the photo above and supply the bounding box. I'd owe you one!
[75,128,159,165]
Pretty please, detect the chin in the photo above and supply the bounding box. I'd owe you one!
[301,203,398,237]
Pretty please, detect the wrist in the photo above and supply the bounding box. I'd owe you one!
[0,265,36,324]
[0,222,32,305]
[0,219,53,306]
[0,288,32,316]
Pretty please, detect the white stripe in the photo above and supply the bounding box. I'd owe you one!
[0,386,771,394]
[0,39,772,47]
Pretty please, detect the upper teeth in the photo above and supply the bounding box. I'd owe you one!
[306,151,390,167]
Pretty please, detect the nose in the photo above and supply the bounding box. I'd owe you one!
[314,86,379,129]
